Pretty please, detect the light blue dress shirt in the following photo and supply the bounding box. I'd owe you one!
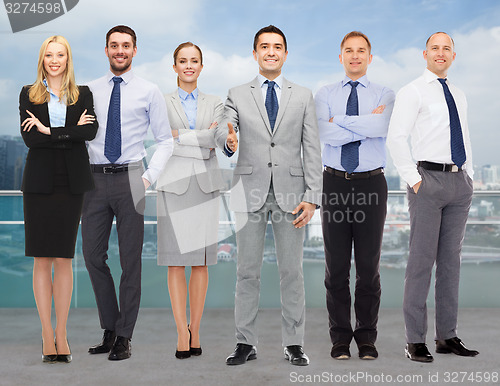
[315,75,395,172]
[178,87,198,130]
[87,70,173,184]
[43,79,66,127]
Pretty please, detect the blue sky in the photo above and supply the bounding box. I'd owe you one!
[1,0,499,166]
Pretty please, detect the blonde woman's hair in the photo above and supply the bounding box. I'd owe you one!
[29,35,79,105]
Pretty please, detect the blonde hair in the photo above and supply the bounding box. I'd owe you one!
[173,42,203,87]
[29,35,79,105]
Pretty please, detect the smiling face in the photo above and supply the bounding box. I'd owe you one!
[105,32,137,76]
[339,36,372,80]
[253,32,288,79]
[173,46,203,88]
[43,42,68,81]
[424,32,456,78]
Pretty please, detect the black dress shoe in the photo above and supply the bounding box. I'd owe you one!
[89,330,116,354]
[56,339,72,363]
[108,336,131,361]
[436,337,479,357]
[405,343,433,362]
[226,343,257,365]
[188,325,202,356]
[42,340,57,364]
[175,349,191,359]
[284,345,309,366]
[358,343,378,360]
[331,342,351,360]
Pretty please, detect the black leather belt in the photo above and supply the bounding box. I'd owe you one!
[418,161,463,172]
[91,164,140,174]
[324,166,384,180]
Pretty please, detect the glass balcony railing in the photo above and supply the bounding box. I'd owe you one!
[1,190,499,308]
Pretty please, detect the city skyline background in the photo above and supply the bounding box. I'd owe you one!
[0,0,499,169]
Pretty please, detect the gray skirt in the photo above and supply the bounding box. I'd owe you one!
[157,176,219,266]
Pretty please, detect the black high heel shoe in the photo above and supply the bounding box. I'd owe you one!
[56,339,72,363]
[175,328,191,359]
[42,339,57,363]
[188,325,202,356]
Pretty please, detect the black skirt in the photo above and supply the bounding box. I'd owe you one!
[23,178,83,258]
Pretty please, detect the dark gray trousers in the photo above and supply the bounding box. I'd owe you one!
[404,167,473,343]
[82,166,145,339]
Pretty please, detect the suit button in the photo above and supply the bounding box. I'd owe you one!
[271,142,275,147]
[268,162,272,167]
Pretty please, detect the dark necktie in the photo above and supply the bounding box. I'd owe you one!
[341,81,360,174]
[437,78,466,168]
[265,80,278,131]
[105,76,123,163]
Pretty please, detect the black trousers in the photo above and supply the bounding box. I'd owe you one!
[322,170,387,345]
[82,166,145,339]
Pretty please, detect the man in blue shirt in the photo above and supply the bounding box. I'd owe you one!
[315,31,394,360]
[83,25,173,361]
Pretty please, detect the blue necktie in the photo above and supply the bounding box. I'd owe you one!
[105,76,123,163]
[265,80,278,131]
[437,78,466,168]
[341,81,360,174]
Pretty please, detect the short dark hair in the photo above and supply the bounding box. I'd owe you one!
[253,25,287,52]
[425,32,454,49]
[340,31,371,53]
[106,25,137,47]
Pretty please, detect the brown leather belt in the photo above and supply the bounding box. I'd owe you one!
[324,166,384,180]
[417,161,463,172]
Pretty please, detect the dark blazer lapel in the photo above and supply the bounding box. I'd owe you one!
[250,77,272,135]
[273,78,292,135]
[171,93,190,130]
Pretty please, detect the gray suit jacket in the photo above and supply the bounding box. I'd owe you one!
[215,77,322,213]
[157,90,224,194]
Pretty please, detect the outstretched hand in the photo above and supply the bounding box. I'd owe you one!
[227,123,238,152]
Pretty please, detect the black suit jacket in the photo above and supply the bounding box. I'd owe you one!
[20,85,98,194]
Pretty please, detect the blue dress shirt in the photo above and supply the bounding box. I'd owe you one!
[43,79,67,128]
[87,70,173,184]
[315,75,395,172]
[178,87,198,130]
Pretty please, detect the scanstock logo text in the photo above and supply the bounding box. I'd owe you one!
[4,1,79,33]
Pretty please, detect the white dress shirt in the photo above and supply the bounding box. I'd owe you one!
[257,73,283,105]
[387,69,473,187]
[87,70,173,184]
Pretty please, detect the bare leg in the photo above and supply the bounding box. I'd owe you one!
[189,265,208,348]
[168,266,189,351]
[33,257,56,355]
[53,258,73,355]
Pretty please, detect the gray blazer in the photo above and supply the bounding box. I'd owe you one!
[157,90,224,194]
[215,77,322,213]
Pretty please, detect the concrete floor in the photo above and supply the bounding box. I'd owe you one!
[0,308,498,386]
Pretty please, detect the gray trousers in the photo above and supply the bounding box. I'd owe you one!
[234,187,306,347]
[404,167,473,343]
[82,165,145,339]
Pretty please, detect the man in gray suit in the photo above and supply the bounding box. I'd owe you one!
[216,25,322,366]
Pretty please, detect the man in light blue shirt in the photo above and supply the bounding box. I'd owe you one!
[82,25,173,361]
[315,31,394,361]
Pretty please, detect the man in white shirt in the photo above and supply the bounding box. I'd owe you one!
[387,32,478,363]
[82,25,173,361]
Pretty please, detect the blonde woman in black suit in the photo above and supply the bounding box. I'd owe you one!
[20,35,98,363]
[156,42,224,359]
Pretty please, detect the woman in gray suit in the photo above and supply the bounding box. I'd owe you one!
[156,42,224,359]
